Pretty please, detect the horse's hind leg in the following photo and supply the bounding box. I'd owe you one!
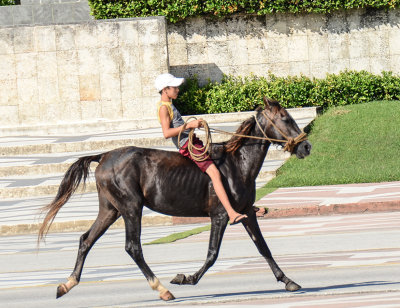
[122,206,175,301]
[171,214,228,285]
[242,213,301,292]
[56,192,120,298]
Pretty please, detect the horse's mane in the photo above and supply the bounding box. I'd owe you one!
[224,116,256,153]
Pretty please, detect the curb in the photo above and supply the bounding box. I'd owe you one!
[264,200,400,218]
[3,201,399,236]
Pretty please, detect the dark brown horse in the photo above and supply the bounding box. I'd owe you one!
[38,98,311,301]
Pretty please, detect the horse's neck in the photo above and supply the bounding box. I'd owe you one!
[233,132,271,183]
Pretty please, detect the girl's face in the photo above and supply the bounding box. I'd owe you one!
[164,86,180,100]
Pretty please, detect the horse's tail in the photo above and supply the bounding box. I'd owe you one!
[38,153,103,242]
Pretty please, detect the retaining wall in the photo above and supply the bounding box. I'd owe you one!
[0,16,168,128]
[1,6,400,132]
[168,8,400,84]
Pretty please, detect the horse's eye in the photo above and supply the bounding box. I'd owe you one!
[281,116,288,121]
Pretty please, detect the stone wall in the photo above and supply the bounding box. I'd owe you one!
[168,8,400,84]
[0,0,92,27]
[0,17,168,127]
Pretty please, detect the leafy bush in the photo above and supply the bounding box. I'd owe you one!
[174,71,400,114]
[0,0,17,6]
[88,0,400,23]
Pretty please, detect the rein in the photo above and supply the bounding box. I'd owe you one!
[178,111,308,162]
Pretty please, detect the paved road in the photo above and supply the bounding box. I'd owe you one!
[0,211,399,307]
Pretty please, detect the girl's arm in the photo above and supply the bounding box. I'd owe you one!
[159,105,203,139]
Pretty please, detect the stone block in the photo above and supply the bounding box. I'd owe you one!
[32,5,53,25]
[390,54,400,75]
[101,99,123,119]
[287,13,307,35]
[306,13,328,34]
[225,15,247,40]
[37,51,57,80]
[120,72,142,103]
[119,47,140,74]
[59,100,81,122]
[265,36,288,64]
[0,7,14,27]
[141,96,158,119]
[140,71,160,97]
[287,35,309,62]
[0,54,16,79]
[34,26,56,52]
[185,17,207,43]
[99,73,121,102]
[247,63,269,77]
[267,62,290,77]
[15,53,37,79]
[0,79,17,105]
[367,30,389,57]
[246,39,267,65]
[77,48,99,75]
[325,10,348,34]
[245,16,266,39]
[53,3,75,23]
[80,100,102,120]
[308,34,329,61]
[207,41,229,66]
[97,22,119,49]
[139,45,161,72]
[98,48,119,75]
[17,78,40,123]
[206,19,227,42]
[226,39,248,66]
[289,61,310,76]
[55,24,76,51]
[0,105,19,125]
[118,21,139,47]
[79,74,100,101]
[349,56,370,72]
[309,61,330,79]
[122,98,143,119]
[168,43,188,66]
[329,58,350,74]
[348,30,370,59]
[167,22,186,45]
[13,5,33,26]
[389,28,400,56]
[138,18,160,46]
[74,1,92,22]
[58,73,80,102]
[0,29,14,55]
[13,27,35,53]
[37,77,59,105]
[74,23,98,49]
[265,13,288,37]
[369,57,390,74]
[187,42,208,65]
[328,33,349,60]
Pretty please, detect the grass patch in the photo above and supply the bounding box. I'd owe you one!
[144,224,211,245]
[263,101,400,191]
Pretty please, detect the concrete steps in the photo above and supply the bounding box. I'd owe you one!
[0,107,318,235]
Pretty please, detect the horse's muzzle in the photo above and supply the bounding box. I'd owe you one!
[295,140,312,159]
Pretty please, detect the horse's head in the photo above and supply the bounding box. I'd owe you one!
[257,97,311,159]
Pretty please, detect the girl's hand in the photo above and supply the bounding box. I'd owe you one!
[188,119,203,129]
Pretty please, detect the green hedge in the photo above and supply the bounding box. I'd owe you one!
[88,0,400,22]
[174,71,400,114]
[0,0,16,6]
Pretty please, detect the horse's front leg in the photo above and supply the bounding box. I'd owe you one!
[242,213,301,292]
[170,213,228,285]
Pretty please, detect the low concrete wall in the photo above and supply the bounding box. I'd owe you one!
[0,17,168,128]
[168,8,400,84]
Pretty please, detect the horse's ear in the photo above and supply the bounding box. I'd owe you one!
[263,97,273,110]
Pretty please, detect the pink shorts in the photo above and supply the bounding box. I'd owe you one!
[179,136,214,173]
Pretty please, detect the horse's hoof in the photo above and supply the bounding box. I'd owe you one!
[56,284,68,298]
[160,290,175,301]
[285,281,301,292]
[170,273,186,285]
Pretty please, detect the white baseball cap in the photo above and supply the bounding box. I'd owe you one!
[155,73,184,92]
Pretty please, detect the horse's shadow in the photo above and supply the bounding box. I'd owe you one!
[169,280,400,303]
